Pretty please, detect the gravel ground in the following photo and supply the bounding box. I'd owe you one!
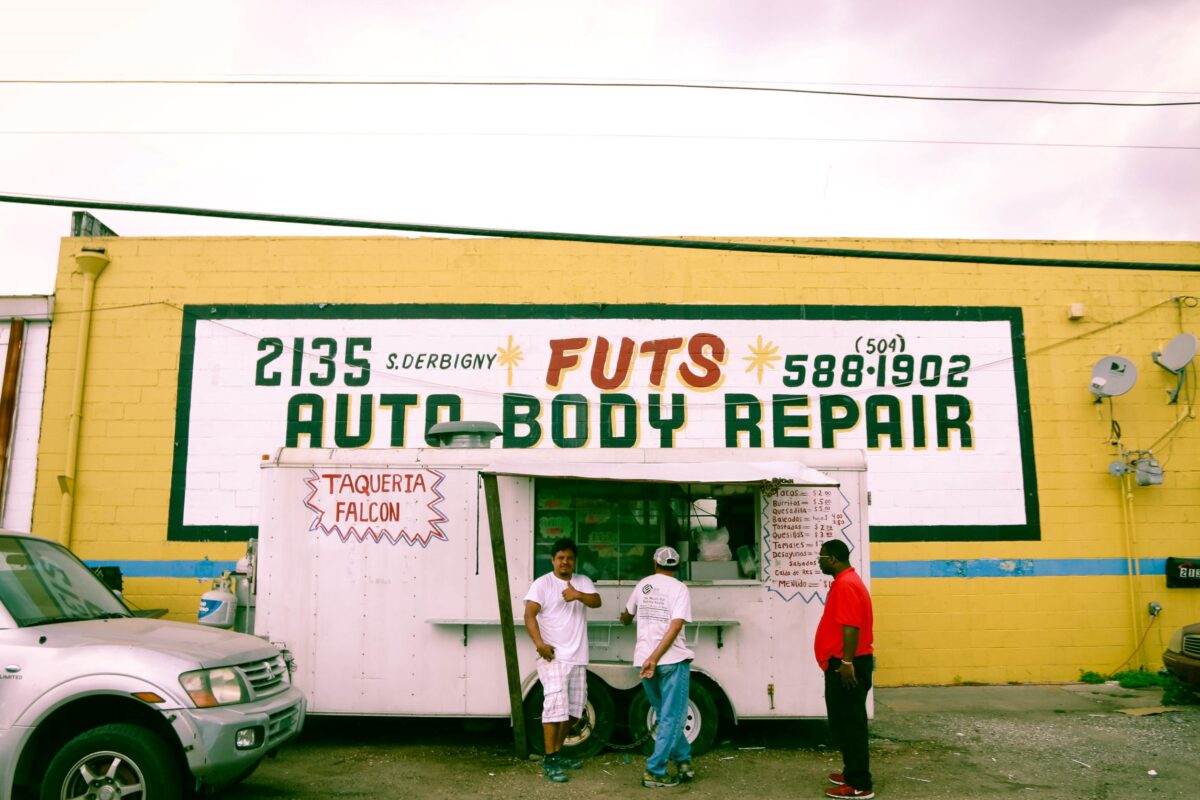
[223,684,1198,799]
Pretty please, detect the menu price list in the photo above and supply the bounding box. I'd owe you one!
[766,487,848,593]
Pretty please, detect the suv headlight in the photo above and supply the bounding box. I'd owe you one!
[1166,629,1183,653]
[180,667,249,707]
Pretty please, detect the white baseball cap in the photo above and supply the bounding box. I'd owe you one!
[653,546,681,567]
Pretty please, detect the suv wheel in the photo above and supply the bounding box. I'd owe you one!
[41,723,182,800]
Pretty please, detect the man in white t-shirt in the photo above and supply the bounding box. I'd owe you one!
[620,546,696,788]
[524,537,601,783]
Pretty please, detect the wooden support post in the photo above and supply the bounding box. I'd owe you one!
[0,319,25,518]
[482,472,528,759]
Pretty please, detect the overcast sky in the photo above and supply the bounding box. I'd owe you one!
[1,0,1197,296]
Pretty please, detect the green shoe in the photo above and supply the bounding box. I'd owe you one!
[676,761,696,781]
[542,760,568,783]
[551,753,583,770]
[642,771,680,788]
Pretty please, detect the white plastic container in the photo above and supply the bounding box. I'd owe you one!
[198,578,236,628]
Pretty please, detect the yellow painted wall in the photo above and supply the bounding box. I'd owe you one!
[32,236,1200,686]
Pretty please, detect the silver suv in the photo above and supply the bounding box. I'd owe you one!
[0,531,306,800]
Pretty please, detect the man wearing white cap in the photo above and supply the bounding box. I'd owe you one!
[620,545,695,788]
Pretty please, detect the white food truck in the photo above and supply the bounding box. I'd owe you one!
[254,435,868,757]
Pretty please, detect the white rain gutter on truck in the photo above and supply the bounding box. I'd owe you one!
[264,445,864,474]
[477,457,839,758]
[479,460,838,487]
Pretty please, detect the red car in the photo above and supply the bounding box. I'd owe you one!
[1163,622,1200,688]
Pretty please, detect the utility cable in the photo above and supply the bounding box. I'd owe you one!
[2,192,1199,272]
[63,293,1192,418]
[1,130,1193,152]
[1110,609,1160,674]
[1,77,1197,107]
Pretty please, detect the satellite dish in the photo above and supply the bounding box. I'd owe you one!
[1151,332,1197,404]
[1152,333,1198,374]
[1089,356,1137,400]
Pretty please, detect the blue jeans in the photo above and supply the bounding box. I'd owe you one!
[641,660,692,776]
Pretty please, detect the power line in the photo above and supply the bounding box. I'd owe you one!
[706,79,1200,97]
[1,77,1196,107]
[71,296,1200,419]
[80,72,1200,96]
[2,191,1198,272]
[0,130,1193,151]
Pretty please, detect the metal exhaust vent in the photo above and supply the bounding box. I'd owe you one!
[427,421,502,449]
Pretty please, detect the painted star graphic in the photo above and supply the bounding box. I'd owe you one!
[497,335,524,386]
[743,335,780,384]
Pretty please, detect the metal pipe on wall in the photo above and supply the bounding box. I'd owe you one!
[57,248,109,547]
[0,318,26,521]
[1119,471,1145,669]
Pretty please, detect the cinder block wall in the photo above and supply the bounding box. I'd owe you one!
[32,236,1200,686]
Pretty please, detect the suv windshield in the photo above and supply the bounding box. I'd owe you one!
[0,536,130,626]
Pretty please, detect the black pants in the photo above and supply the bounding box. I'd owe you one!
[824,654,873,791]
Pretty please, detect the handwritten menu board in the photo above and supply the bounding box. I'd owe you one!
[764,486,850,603]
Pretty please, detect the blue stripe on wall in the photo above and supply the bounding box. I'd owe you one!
[85,559,238,579]
[87,558,1169,580]
[870,558,1166,578]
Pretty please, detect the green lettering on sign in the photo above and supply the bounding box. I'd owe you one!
[647,393,686,448]
[286,393,324,447]
[599,394,638,448]
[334,394,372,448]
[724,393,762,448]
[552,394,589,448]
[379,394,418,447]
[936,394,974,449]
[866,395,903,449]
[424,394,462,446]
[820,395,859,448]
[503,393,542,448]
[772,394,811,448]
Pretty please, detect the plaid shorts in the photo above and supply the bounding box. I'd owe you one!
[536,658,587,723]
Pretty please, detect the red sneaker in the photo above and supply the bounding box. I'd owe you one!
[828,772,846,785]
[825,785,874,799]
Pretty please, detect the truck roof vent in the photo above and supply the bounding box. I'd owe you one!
[427,420,502,449]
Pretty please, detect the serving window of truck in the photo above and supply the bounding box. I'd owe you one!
[534,479,759,583]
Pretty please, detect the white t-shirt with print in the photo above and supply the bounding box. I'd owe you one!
[625,573,694,666]
[524,572,597,666]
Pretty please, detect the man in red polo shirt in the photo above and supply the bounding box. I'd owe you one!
[814,538,875,799]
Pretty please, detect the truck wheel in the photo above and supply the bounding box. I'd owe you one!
[524,672,616,759]
[41,723,182,800]
[627,680,719,757]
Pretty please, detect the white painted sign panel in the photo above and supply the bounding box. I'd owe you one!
[170,305,1037,542]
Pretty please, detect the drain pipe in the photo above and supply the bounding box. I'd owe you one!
[57,248,109,547]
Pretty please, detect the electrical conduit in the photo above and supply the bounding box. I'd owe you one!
[1119,471,1144,669]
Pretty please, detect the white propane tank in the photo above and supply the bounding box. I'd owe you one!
[233,537,256,608]
[198,578,236,628]
[232,538,258,634]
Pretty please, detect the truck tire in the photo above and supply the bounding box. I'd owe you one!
[524,672,616,759]
[627,680,719,757]
[41,723,182,800]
